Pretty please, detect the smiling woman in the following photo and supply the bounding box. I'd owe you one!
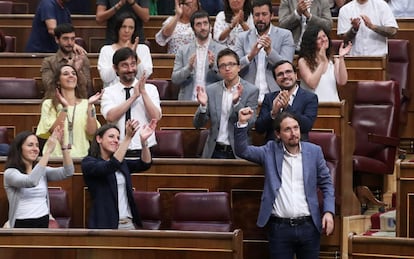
[98,13,153,88]
[36,64,103,158]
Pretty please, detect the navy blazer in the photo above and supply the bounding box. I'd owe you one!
[82,155,151,229]
[234,125,335,231]
[255,86,318,142]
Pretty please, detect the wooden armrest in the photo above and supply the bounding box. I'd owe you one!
[368,133,399,147]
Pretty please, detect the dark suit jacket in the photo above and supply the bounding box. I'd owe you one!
[81,155,151,229]
[234,125,335,231]
[255,86,318,142]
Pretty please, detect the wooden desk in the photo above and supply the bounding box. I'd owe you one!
[0,228,244,259]
[396,160,414,238]
[347,233,414,258]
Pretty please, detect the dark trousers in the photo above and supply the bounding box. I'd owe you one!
[212,144,235,159]
[14,214,49,228]
[266,217,320,259]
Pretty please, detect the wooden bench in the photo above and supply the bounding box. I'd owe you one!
[0,52,386,95]
[0,228,244,259]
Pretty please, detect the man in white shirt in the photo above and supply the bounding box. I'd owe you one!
[337,0,398,56]
[100,47,162,157]
[193,48,259,159]
[171,10,225,100]
[234,109,334,259]
[235,0,295,103]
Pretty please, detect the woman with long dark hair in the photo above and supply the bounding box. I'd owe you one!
[36,64,102,157]
[4,126,74,228]
[82,119,156,229]
[98,13,153,88]
[298,25,351,102]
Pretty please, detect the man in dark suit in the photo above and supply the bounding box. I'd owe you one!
[234,110,335,259]
[255,60,318,142]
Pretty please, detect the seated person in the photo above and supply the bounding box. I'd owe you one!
[98,13,153,88]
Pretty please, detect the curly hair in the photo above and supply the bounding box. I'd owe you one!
[298,25,332,72]
[44,64,87,112]
[223,0,252,24]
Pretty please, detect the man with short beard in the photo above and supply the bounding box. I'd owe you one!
[41,23,92,96]
[171,10,226,100]
[235,0,295,104]
[255,60,318,142]
[100,47,162,157]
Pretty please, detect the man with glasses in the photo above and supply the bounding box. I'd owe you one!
[193,48,259,158]
[255,60,318,142]
[171,10,225,100]
[235,0,295,103]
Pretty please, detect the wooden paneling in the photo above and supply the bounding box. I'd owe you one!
[0,228,244,259]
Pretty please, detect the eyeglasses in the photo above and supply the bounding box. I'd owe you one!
[218,62,238,70]
[276,69,294,78]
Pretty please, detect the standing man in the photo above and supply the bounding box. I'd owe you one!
[96,0,150,44]
[278,0,332,52]
[171,10,226,100]
[100,47,162,157]
[25,0,72,52]
[193,48,259,159]
[337,0,398,56]
[255,60,318,143]
[41,23,93,96]
[235,0,295,103]
[234,110,335,259]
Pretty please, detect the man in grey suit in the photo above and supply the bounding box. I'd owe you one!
[235,0,295,103]
[193,48,259,159]
[278,0,332,52]
[171,10,226,100]
[234,110,335,259]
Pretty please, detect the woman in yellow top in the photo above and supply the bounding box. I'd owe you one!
[36,64,103,158]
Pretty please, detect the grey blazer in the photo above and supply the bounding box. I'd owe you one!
[278,0,332,47]
[193,78,259,158]
[171,40,226,100]
[235,25,295,93]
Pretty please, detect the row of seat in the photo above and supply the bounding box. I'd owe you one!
[49,188,232,231]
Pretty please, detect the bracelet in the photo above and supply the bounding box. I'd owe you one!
[60,107,68,113]
[142,141,148,147]
[61,144,72,151]
[351,27,358,34]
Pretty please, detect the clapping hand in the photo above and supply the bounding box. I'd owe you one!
[45,125,64,154]
[125,119,139,138]
[88,90,104,105]
[196,86,207,106]
[140,119,157,143]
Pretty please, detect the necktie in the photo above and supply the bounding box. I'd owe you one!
[125,87,131,123]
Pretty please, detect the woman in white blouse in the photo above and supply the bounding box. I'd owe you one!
[98,13,153,88]
[155,0,199,54]
[213,0,253,50]
[298,25,351,102]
